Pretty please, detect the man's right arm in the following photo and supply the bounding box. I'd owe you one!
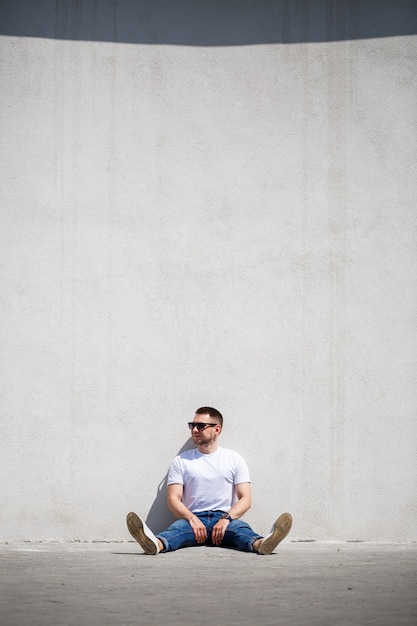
[167,483,192,520]
[167,483,207,543]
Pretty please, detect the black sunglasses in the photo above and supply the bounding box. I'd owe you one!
[188,422,218,431]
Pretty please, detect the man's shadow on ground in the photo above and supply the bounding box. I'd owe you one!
[145,437,196,534]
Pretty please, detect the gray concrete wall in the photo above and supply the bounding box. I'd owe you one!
[1,1,416,542]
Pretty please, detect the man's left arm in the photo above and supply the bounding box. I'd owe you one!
[228,482,252,519]
[211,482,251,545]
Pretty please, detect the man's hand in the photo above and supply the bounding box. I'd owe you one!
[188,515,207,543]
[211,518,230,545]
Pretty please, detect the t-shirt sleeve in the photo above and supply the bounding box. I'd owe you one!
[233,452,251,484]
[167,455,184,485]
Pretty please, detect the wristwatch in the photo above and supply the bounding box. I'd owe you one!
[220,513,233,522]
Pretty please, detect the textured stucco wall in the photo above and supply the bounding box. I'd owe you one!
[1,1,416,541]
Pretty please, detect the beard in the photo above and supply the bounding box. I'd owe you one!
[193,430,215,446]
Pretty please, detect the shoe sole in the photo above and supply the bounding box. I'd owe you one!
[259,512,293,554]
[126,512,158,554]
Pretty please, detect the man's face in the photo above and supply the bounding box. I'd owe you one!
[190,413,220,445]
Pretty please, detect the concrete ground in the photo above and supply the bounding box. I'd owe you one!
[0,542,416,626]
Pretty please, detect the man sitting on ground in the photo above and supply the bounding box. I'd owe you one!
[127,406,292,554]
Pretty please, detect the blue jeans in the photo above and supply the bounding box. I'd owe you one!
[157,510,262,552]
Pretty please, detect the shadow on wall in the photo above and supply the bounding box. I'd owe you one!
[145,437,196,534]
[0,0,416,45]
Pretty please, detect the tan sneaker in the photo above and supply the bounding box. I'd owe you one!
[126,512,160,554]
[258,512,293,554]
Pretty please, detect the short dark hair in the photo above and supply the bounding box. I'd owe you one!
[195,406,223,426]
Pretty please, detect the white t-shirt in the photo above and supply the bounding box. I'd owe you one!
[167,446,251,513]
